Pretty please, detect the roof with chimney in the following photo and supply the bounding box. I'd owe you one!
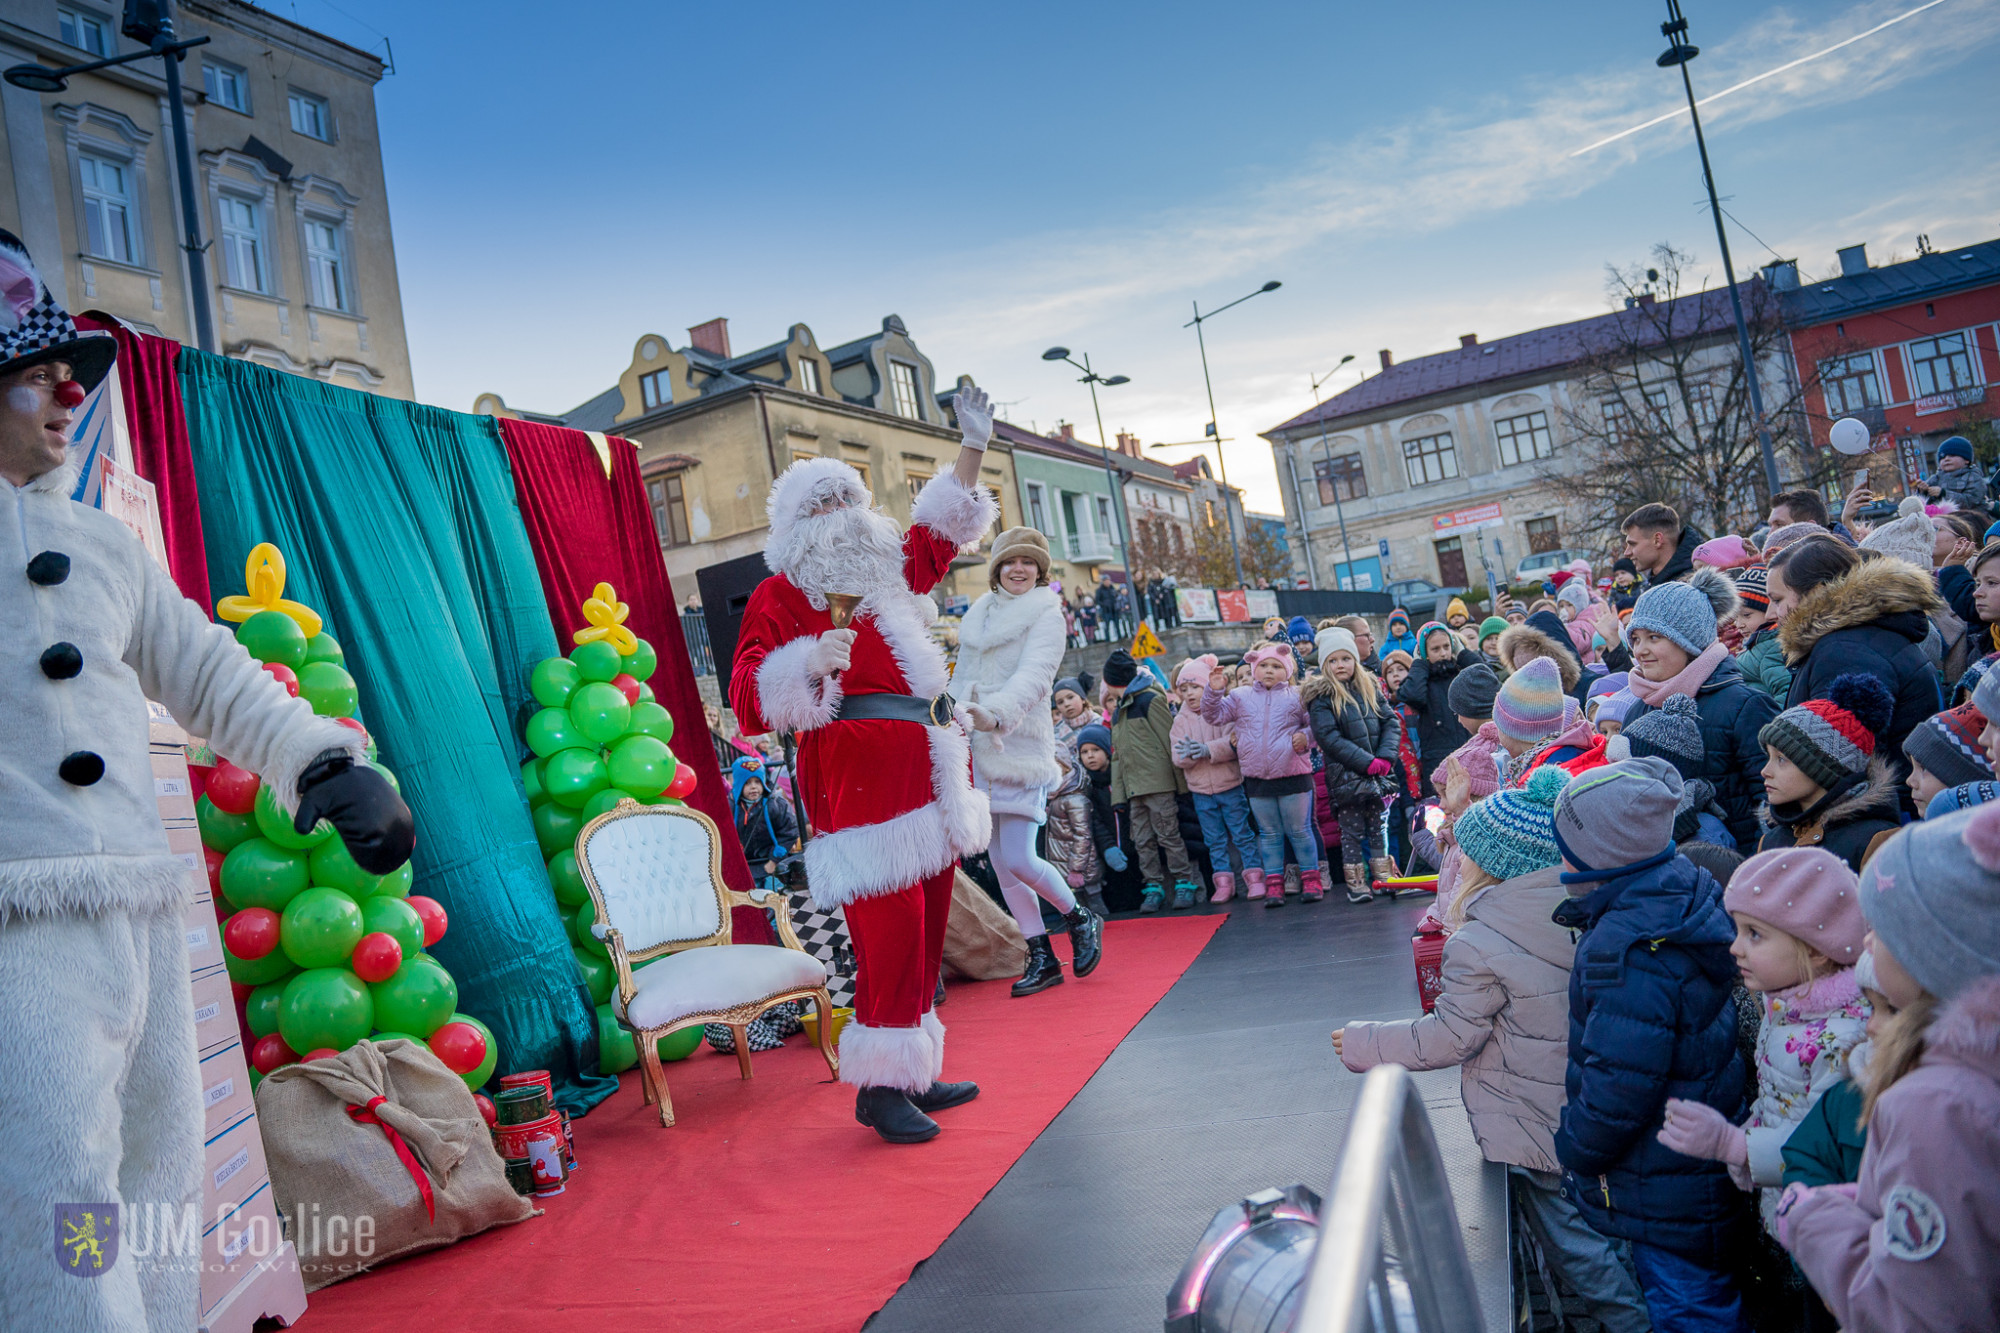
[1773,236,2000,325]
[1264,285,1750,437]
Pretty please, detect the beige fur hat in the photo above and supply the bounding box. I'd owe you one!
[988,526,1050,588]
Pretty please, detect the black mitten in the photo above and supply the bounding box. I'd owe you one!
[295,751,415,875]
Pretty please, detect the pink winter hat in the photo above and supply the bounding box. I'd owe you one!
[1242,642,1296,681]
[1724,846,1868,966]
[1693,534,1759,570]
[1177,653,1219,686]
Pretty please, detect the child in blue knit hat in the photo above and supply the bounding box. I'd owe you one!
[1911,435,1988,510]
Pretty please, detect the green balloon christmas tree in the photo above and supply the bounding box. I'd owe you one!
[200,543,498,1091]
[519,582,701,1075]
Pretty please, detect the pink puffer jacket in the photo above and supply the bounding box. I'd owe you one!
[1202,672,1312,781]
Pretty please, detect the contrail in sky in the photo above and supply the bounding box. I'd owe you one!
[1571,0,1952,156]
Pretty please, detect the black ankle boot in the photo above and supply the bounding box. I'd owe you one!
[1011,935,1064,997]
[1063,904,1103,978]
[933,970,947,1007]
[909,1079,980,1113]
[854,1086,941,1143]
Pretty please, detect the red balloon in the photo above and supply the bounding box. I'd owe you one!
[302,1048,340,1062]
[204,846,227,895]
[611,673,641,705]
[250,1033,297,1074]
[349,931,403,984]
[53,379,86,409]
[223,907,281,960]
[206,760,261,816]
[427,1021,488,1076]
[408,895,448,947]
[472,1093,497,1127]
[263,662,300,697]
[666,762,698,800]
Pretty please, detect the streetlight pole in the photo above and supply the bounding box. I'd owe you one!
[5,1,217,353]
[1185,279,1281,587]
[1657,0,1779,498]
[1309,355,1359,587]
[1041,346,1133,585]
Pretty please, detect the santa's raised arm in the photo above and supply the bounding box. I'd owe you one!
[727,387,999,1143]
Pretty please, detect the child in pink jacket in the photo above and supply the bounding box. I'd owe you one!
[1172,655,1262,902]
[1202,643,1321,902]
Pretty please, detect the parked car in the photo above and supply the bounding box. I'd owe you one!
[1384,577,1467,625]
[1514,548,1590,585]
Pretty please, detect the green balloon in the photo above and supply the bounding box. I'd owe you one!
[622,637,658,682]
[607,735,675,798]
[573,947,613,1006]
[595,1003,637,1074]
[446,1012,500,1090]
[280,887,365,969]
[636,682,655,704]
[530,656,581,709]
[308,837,382,899]
[303,632,345,666]
[520,758,546,806]
[297,661,359,719]
[369,958,458,1038]
[658,1025,703,1062]
[579,788,628,823]
[237,610,307,670]
[372,862,413,901]
[197,795,258,854]
[575,897,608,957]
[360,896,424,959]
[246,981,287,1038]
[369,760,399,793]
[543,748,608,810]
[572,640,622,683]
[254,780,334,851]
[560,907,580,946]
[567,681,632,746]
[279,967,374,1053]
[220,838,310,912]
[533,801,583,859]
[225,936,298,986]
[371,1031,423,1045]
[627,701,675,746]
[548,849,590,906]
[524,707,589,758]
[249,1068,263,1092]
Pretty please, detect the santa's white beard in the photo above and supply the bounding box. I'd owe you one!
[778,503,907,609]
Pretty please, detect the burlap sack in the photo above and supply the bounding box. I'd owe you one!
[256,1039,534,1290]
[942,868,1027,980]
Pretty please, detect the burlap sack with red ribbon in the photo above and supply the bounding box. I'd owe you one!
[942,868,1027,981]
[256,1038,534,1290]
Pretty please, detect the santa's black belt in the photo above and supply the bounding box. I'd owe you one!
[835,692,957,727]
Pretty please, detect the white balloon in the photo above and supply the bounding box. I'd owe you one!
[1829,417,1871,455]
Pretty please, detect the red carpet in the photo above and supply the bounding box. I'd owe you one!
[298,914,1223,1332]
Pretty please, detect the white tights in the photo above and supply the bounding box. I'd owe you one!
[990,812,1078,940]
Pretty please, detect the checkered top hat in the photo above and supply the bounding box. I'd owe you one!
[1758,672,1895,791]
[0,230,115,391]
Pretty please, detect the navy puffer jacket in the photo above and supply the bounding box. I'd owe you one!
[1552,851,1748,1264]
[1618,654,1777,851]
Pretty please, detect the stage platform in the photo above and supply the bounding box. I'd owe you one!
[867,892,1512,1332]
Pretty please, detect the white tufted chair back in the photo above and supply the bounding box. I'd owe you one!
[577,805,728,954]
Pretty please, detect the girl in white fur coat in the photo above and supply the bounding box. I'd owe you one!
[955,528,1103,996]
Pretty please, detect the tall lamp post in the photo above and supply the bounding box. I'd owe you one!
[1041,347,1133,581]
[1308,355,1360,587]
[1656,0,1779,497]
[1185,279,1281,587]
[6,1,216,353]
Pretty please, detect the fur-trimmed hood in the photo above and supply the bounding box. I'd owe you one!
[1761,755,1899,831]
[1928,972,2000,1082]
[1497,619,1582,691]
[1779,558,1943,665]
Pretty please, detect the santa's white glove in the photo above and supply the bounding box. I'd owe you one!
[1656,1097,1748,1165]
[962,702,1001,732]
[807,628,855,676]
[953,385,993,452]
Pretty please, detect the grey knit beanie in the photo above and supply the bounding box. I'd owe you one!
[1973,663,2000,724]
[1447,663,1501,720]
[1610,694,1704,777]
[1859,804,2000,1000]
[1553,756,1684,881]
[1628,580,1719,655]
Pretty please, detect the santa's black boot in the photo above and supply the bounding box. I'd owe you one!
[855,1086,941,1143]
[1063,904,1103,977]
[1011,935,1064,997]
[909,1080,980,1113]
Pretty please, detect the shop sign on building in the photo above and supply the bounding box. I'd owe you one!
[1431,502,1505,536]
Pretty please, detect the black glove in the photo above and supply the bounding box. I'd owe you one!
[295,751,415,875]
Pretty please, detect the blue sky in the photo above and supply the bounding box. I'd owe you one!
[287,0,2000,512]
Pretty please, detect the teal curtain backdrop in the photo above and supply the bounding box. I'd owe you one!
[180,351,614,1112]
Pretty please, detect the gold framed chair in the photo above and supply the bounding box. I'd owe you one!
[575,800,837,1127]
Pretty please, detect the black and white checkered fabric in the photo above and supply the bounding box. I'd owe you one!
[7,292,78,358]
[785,890,855,1010]
[703,1011,790,1054]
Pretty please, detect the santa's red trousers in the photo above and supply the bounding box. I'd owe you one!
[844,865,954,1028]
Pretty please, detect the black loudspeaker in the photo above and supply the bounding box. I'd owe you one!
[696,552,772,686]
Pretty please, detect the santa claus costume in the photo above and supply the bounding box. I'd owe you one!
[729,389,999,1143]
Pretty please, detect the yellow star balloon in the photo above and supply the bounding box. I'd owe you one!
[215,542,323,638]
[573,581,637,655]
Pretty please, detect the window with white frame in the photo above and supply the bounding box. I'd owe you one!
[639,369,672,411]
[1908,333,1978,397]
[78,153,134,264]
[1819,352,1882,415]
[888,361,922,419]
[1602,398,1629,444]
[1402,431,1459,486]
[1494,410,1553,466]
[1689,383,1719,428]
[203,61,250,113]
[288,91,332,141]
[216,195,268,293]
[797,357,820,395]
[303,218,349,311]
[1094,495,1113,536]
[1025,481,1048,532]
[1644,386,1672,419]
[58,7,110,55]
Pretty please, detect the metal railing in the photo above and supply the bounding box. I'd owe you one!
[1066,530,1116,561]
[1294,1066,1484,1333]
[681,611,714,676]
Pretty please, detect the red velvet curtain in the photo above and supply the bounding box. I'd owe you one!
[496,417,769,941]
[77,313,211,610]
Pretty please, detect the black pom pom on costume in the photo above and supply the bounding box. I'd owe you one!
[26,551,70,585]
[1824,672,1895,740]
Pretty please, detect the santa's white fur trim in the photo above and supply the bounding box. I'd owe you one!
[910,472,999,547]
[838,1019,935,1092]
[0,854,193,921]
[753,635,843,734]
[922,1009,945,1080]
[764,457,870,571]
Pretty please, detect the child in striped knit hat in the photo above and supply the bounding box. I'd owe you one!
[1731,565,1793,701]
[1902,702,1995,815]
[1756,673,1902,872]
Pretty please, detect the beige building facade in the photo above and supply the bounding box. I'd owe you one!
[0,0,412,395]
